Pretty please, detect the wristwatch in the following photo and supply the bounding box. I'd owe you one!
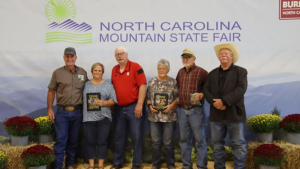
[147,103,152,109]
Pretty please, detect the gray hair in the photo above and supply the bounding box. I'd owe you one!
[157,59,170,70]
[219,48,233,55]
[115,46,127,53]
[91,62,105,73]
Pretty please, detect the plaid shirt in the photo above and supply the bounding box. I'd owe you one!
[176,64,208,106]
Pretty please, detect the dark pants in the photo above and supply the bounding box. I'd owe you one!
[83,118,112,159]
[113,102,143,166]
[210,122,247,169]
[53,108,83,169]
[150,121,175,167]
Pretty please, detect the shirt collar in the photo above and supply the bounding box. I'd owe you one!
[184,63,196,72]
[219,64,233,71]
[116,60,131,74]
[64,65,78,73]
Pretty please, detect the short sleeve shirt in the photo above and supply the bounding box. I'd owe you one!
[146,77,179,122]
[83,81,117,122]
[111,60,147,106]
[48,66,88,106]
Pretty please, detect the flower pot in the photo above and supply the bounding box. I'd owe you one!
[256,133,273,143]
[286,132,300,145]
[28,165,47,169]
[38,134,54,144]
[259,165,279,169]
[11,135,28,146]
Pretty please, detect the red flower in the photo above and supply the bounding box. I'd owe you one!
[280,114,300,133]
[3,116,37,136]
[253,144,285,166]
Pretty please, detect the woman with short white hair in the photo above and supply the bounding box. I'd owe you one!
[146,59,179,169]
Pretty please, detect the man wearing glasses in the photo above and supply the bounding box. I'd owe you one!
[176,48,208,169]
[110,46,147,169]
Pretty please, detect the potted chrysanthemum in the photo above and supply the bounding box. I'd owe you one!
[246,114,282,143]
[0,150,8,169]
[3,116,37,146]
[280,113,300,144]
[253,143,285,169]
[21,144,54,169]
[34,116,55,143]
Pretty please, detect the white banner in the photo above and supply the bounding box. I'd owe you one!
[0,0,300,126]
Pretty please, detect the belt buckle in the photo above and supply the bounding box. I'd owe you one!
[183,105,188,110]
[65,106,75,112]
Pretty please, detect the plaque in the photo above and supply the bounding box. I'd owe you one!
[154,93,168,110]
[86,93,101,111]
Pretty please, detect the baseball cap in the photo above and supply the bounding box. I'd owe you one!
[181,48,195,57]
[64,47,76,56]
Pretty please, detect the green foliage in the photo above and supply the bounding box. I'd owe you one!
[0,151,7,169]
[124,150,133,163]
[104,149,113,164]
[207,146,214,161]
[191,147,197,163]
[207,146,234,161]
[271,106,281,116]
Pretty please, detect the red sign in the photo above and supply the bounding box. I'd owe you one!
[279,0,300,20]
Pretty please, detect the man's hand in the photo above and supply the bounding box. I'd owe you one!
[220,106,226,111]
[213,99,224,109]
[134,103,143,118]
[195,93,204,101]
[48,109,55,120]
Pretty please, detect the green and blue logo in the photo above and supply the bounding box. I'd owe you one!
[45,0,92,44]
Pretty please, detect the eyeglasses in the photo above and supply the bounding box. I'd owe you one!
[115,52,126,56]
[181,56,192,60]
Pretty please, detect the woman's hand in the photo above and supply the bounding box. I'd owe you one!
[96,99,105,106]
[150,105,158,113]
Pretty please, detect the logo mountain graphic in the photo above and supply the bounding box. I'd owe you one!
[45,0,92,44]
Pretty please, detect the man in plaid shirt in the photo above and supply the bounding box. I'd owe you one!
[176,48,208,169]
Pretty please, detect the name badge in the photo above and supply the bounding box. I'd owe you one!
[78,74,84,81]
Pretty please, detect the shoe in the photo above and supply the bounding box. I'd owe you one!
[87,166,94,169]
[132,166,140,169]
[110,165,122,169]
[151,166,160,169]
[168,165,175,169]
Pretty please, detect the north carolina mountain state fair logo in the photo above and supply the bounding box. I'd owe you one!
[45,0,92,44]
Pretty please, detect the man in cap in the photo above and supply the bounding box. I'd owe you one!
[47,47,88,169]
[110,46,147,169]
[176,48,208,169]
[203,43,247,169]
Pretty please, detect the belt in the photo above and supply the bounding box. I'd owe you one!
[181,105,200,110]
[57,105,82,112]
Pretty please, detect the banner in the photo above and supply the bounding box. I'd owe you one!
[1,0,300,138]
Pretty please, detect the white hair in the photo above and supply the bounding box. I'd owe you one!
[157,59,170,70]
[115,46,127,53]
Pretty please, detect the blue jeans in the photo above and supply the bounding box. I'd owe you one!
[210,122,247,169]
[83,118,112,159]
[150,121,175,167]
[179,107,207,169]
[113,102,142,166]
[53,108,83,169]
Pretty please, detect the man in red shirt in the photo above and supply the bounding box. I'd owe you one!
[111,46,147,169]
